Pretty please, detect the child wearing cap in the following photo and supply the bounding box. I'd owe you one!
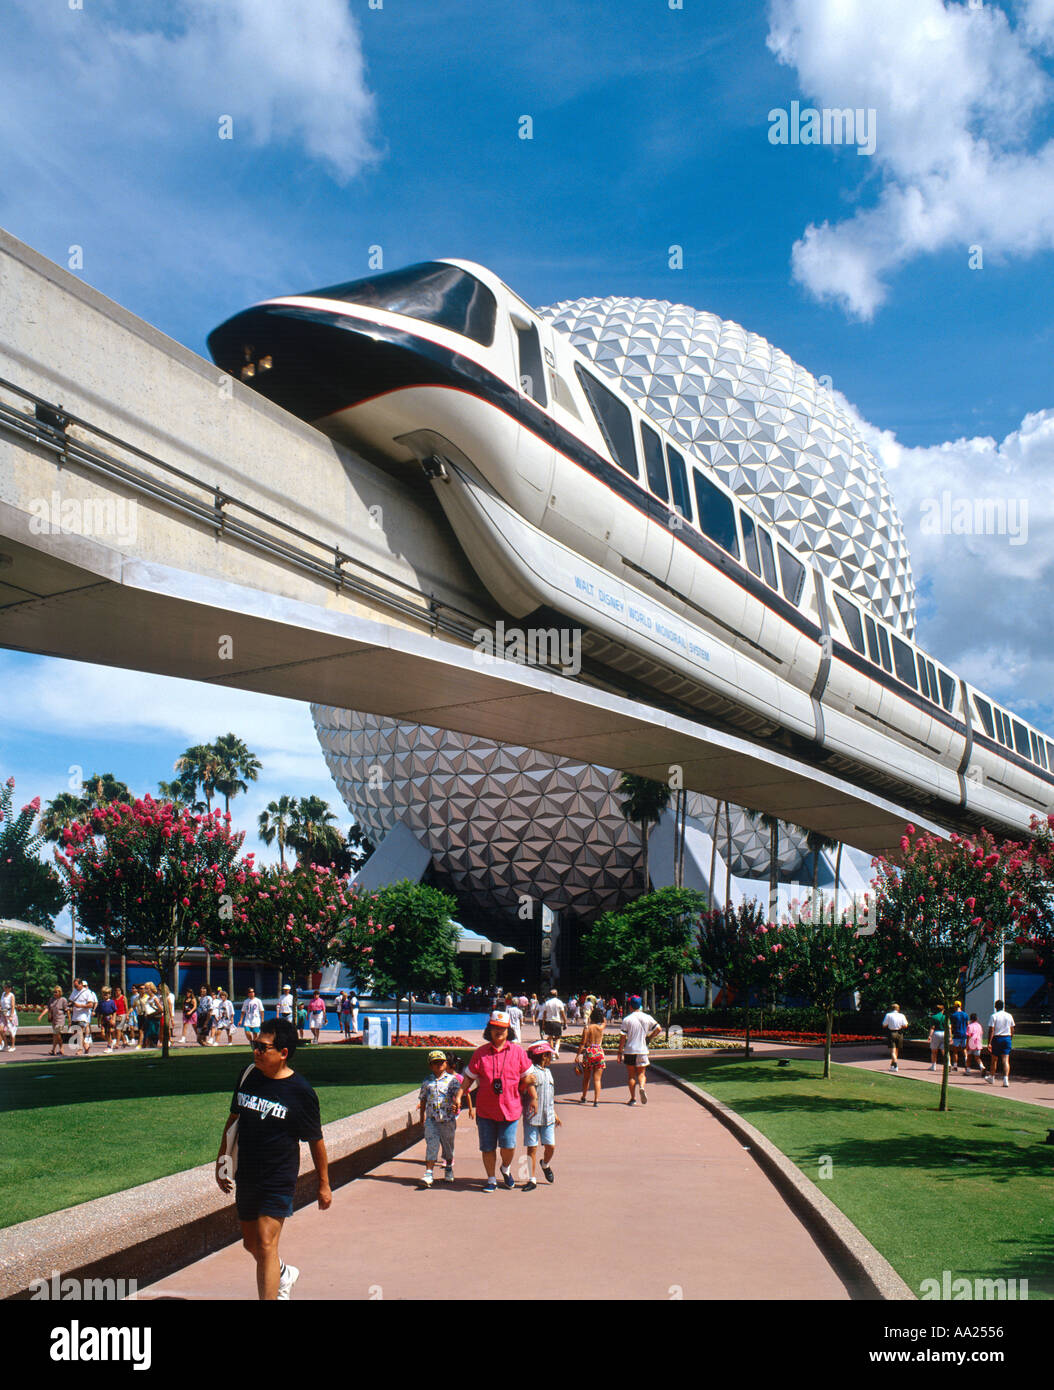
[417,1051,464,1187]
[521,1041,561,1190]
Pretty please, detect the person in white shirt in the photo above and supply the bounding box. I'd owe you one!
[69,979,98,1055]
[214,990,236,1045]
[881,1004,909,1072]
[617,996,662,1105]
[539,990,567,1055]
[985,1000,1016,1087]
[0,983,18,1053]
[277,984,294,1022]
[239,988,265,1044]
[350,995,359,1034]
[506,1000,524,1043]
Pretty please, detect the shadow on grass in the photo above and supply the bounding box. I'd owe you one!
[0,1048,432,1114]
[790,1131,1054,1184]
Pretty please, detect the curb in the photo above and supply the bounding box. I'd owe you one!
[0,1089,423,1301]
[650,1064,915,1302]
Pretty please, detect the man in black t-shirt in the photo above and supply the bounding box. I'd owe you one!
[215,1017,331,1300]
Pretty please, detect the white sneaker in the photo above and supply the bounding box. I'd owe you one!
[105,1047,113,1053]
[444,1167,455,1182]
[420,1170,434,1187]
[277,1263,299,1299]
[928,1064,936,1071]
[984,1074,993,1083]
[1003,1078,1010,1087]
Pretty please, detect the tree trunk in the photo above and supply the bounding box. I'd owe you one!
[228,955,234,999]
[205,953,211,988]
[769,821,778,922]
[833,841,843,921]
[744,1002,751,1059]
[395,996,401,1043]
[709,803,720,910]
[811,851,821,918]
[724,802,733,909]
[70,909,77,989]
[824,1006,833,1080]
[407,991,413,1041]
[641,818,650,892]
[939,995,951,1112]
[160,977,171,1060]
[104,946,111,989]
[120,950,127,997]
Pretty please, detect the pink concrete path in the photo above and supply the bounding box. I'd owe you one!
[137,1056,849,1301]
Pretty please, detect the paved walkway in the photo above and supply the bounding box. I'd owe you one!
[136,1056,850,1301]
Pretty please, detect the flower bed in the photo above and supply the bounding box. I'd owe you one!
[560,1034,735,1052]
[682,1027,882,1046]
[391,1034,474,1048]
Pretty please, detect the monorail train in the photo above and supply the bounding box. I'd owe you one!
[207,259,1054,838]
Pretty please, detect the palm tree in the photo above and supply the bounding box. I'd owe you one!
[259,795,296,870]
[157,775,206,812]
[745,808,781,921]
[794,827,839,920]
[288,796,341,865]
[212,733,262,815]
[174,745,220,812]
[617,774,672,891]
[80,773,131,809]
[40,792,87,985]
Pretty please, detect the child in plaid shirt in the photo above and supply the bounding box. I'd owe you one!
[417,1051,470,1187]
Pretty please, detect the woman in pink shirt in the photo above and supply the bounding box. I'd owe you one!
[459,1011,536,1193]
[965,1014,983,1074]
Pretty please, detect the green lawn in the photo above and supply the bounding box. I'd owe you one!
[1011,1034,1054,1052]
[0,1046,433,1228]
[662,1055,1054,1299]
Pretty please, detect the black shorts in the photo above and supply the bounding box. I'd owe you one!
[542,1020,563,1038]
[886,1031,904,1051]
[235,1184,295,1221]
[624,1053,645,1068]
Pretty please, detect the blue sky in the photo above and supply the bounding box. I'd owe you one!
[2,0,1053,883]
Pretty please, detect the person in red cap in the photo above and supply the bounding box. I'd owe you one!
[522,1041,561,1189]
[459,1011,536,1192]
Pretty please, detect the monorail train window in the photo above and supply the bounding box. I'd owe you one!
[515,323,547,407]
[877,625,893,674]
[891,636,918,689]
[833,593,865,656]
[1048,741,1054,769]
[1040,740,1049,772]
[1013,720,1031,758]
[666,445,693,522]
[926,661,939,703]
[693,470,740,558]
[777,546,805,606]
[1030,731,1043,767]
[757,526,778,590]
[865,615,881,665]
[938,670,956,711]
[575,364,639,478]
[301,261,497,347]
[973,695,995,738]
[641,424,669,502]
[916,654,931,700]
[996,711,1010,746]
[741,512,762,577]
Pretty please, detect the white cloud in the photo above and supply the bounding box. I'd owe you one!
[766,0,1054,317]
[837,400,1054,722]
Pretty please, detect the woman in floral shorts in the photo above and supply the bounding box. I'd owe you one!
[575,1007,608,1106]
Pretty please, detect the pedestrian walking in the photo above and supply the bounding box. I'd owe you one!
[98,986,117,1051]
[538,989,567,1055]
[506,996,524,1044]
[0,982,19,1053]
[417,1050,463,1186]
[337,991,352,1039]
[966,1013,983,1073]
[196,985,215,1045]
[277,984,295,1024]
[140,982,163,1049]
[950,1000,969,1074]
[215,1017,330,1300]
[575,1007,607,1105]
[927,1009,945,1071]
[297,998,309,1041]
[180,991,197,1045]
[38,985,68,1056]
[881,1002,908,1072]
[459,1011,536,1193]
[239,987,264,1045]
[986,999,1016,1087]
[350,994,359,1035]
[521,1041,560,1189]
[307,990,327,1044]
[113,987,128,1049]
[127,984,143,1049]
[617,995,661,1105]
[215,990,236,1045]
[69,978,97,1055]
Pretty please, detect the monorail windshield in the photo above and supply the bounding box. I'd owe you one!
[299,262,498,347]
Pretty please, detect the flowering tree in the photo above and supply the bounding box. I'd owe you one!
[55,797,246,1057]
[779,912,878,1079]
[872,823,1029,1112]
[696,901,788,1057]
[1010,813,1054,981]
[0,779,66,928]
[228,863,379,1004]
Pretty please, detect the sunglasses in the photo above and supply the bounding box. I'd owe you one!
[251,1041,281,1053]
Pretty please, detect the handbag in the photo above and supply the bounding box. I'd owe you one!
[222,1063,257,1179]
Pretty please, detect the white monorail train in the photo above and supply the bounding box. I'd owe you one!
[208,259,1054,837]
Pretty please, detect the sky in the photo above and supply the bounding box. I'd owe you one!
[1,0,1053,894]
